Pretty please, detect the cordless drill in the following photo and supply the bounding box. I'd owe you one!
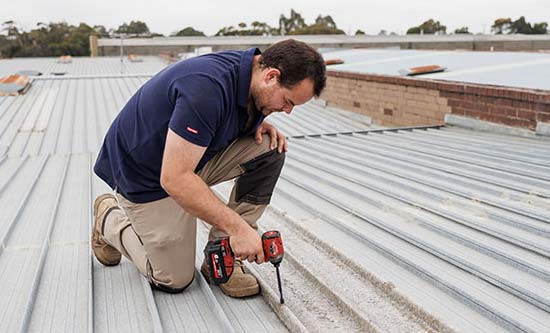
[204,230,285,303]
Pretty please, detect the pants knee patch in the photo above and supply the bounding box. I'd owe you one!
[235,149,285,205]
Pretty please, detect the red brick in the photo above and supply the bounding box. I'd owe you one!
[464,110,485,119]
[447,99,462,108]
[537,112,550,123]
[517,110,537,121]
[534,102,550,113]
[512,99,535,110]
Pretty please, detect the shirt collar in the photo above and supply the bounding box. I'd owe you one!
[237,47,261,108]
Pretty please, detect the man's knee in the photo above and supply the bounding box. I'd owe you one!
[151,269,195,294]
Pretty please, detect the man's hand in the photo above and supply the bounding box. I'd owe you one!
[162,130,265,264]
[254,120,288,153]
[228,225,265,264]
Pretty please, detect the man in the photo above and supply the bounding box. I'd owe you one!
[92,39,326,297]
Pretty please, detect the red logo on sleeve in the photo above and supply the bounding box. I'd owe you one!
[186,126,198,134]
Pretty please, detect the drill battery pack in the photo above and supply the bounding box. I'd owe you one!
[204,238,234,285]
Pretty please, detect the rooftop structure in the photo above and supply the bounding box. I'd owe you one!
[0,55,549,332]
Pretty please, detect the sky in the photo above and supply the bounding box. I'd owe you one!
[3,0,549,36]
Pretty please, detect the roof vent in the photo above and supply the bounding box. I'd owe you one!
[50,71,67,76]
[57,55,72,64]
[399,65,446,76]
[16,70,42,76]
[0,75,31,96]
[128,54,143,62]
[325,59,344,66]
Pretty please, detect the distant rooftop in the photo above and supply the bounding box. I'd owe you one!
[323,48,550,91]
[0,56,166,78]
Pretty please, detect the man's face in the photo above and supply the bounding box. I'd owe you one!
[251,69,314,117]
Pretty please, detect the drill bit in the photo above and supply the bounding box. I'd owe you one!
[275,265,284,304]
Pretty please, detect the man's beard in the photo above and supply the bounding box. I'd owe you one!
[250,88,270,116]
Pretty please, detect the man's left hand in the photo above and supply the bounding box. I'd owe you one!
[254,121,288,153]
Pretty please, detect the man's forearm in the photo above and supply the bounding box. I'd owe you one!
[162,172,246,236]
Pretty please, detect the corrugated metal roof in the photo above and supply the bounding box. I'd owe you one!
[0,77,373,158]
[0,57,166,77]
[322,48,550,90]
[1,56,549,332]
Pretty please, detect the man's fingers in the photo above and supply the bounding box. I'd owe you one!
[255,129,263,144]
[269,128,277,150]
[277,134,286,153]
[256,252,265,264]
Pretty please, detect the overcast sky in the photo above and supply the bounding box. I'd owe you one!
[3,0,549,36]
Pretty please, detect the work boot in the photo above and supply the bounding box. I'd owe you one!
[92,193,122,266]
[201,258,260,297]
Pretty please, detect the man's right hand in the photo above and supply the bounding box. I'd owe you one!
[161,130,266,265]
[229,223,265,265]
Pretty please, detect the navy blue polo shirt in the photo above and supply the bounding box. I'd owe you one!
[94,48,264,203]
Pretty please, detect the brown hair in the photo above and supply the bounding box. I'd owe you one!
[259,39,326,97]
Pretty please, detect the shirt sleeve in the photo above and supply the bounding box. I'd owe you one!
[168,74,225,147]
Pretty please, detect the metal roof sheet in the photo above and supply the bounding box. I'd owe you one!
[322,48,550,90]
[0,57,166,77]
[0,77,373,158]
[0,56,549,332]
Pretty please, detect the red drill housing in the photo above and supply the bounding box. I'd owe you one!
[262,230,284,266]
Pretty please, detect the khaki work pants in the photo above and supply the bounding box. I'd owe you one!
[102,134,285,293]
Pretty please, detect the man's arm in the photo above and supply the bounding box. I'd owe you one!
[160,129,265,264]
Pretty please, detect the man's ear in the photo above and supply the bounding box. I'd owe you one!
[263,68,281,84]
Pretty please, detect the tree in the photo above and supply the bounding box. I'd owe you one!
[454,27,471,34]
[173,27,205,37]
[215,21,277,36]
[532,22,548,34]
[0,21,97,57]
[510,16,532,34]
[2,20,20,37]
[492,17,548,35]
[93,25,109,37]
[314,15,337,29]
[286,12,344,35]
[510,16,548,34]
[115,20,150,35]
[407,19,446,34]
[356,30,366,35]
[278,9,307,35]
[289,24,345,35]
[492,18,512,34]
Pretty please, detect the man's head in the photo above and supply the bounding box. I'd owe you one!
[250,39,326,116]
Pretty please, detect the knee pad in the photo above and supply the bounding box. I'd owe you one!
[235,149,285,205]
